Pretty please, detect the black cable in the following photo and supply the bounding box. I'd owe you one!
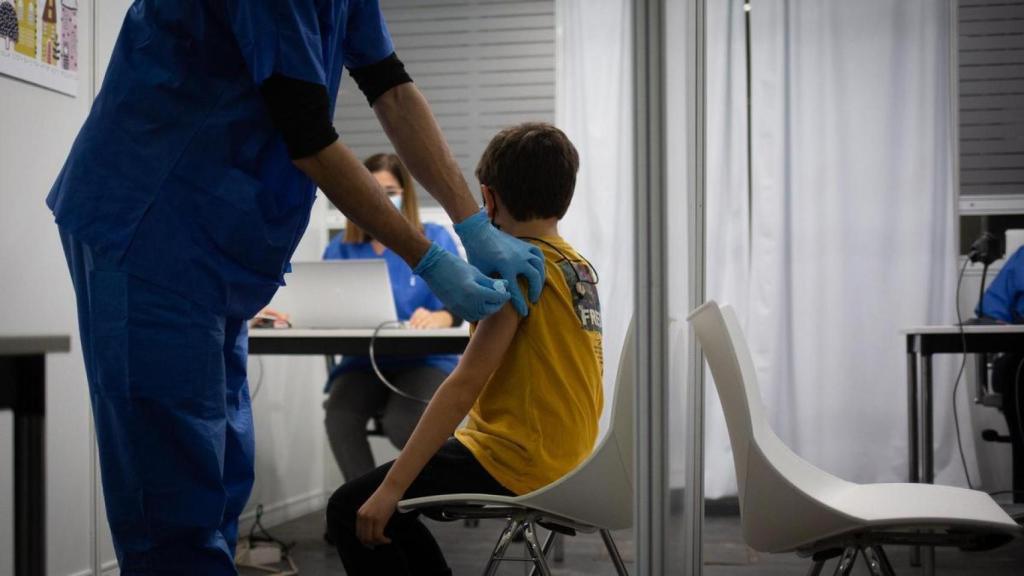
[248,504,295,553]
[988,490,1024,498]
[250,355,265,401]
[516,236,600,287]
[953,256,974,489]
[1014,355,1024,449]
[977,264,989,319]
[369,320,431,404]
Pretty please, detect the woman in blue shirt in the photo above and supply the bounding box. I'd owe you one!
[323,153,462,481]
[979,245,1024,503]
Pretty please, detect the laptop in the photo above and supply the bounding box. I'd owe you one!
[267,260,398,329]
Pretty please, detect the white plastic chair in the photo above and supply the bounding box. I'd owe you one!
[687,301,1021,575]
[398,321,635,576]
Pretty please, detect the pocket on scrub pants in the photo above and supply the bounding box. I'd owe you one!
[88,268,212,401]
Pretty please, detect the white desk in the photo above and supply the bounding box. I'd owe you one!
[0,335,71,576]
[902,324,1024,574]
[248,326,471,356]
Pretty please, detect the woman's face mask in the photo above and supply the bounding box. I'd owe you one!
[372,170,404,213]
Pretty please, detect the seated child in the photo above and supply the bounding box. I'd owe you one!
[325,122,604,576]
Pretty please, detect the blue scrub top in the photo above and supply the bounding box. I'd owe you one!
[323,222,461,386]
[47,0,396,319]
[979,246,1024,323]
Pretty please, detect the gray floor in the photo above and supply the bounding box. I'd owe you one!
[239,504,1024,575]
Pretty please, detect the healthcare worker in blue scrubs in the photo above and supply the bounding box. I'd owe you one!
[46,1,544,573]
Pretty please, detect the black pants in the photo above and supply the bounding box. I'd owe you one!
[993,352,1024,503]
[326,438,514,576]
[324,366,448,481]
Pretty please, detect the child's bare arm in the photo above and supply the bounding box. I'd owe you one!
[385,303,517,486]
[355,302,521,545]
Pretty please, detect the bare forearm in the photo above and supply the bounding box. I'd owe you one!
[380,371,478,493]
[381,304,520,494]
[373,83,478,223]
[293,140,431,266]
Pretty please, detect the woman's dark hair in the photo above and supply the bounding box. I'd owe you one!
[344,153,421,244]
[475,123,579,221]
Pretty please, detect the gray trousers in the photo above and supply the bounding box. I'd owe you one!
[324,366,447,481]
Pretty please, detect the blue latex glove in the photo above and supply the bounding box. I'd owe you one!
[454,210,546,316]
[414,243,511,322]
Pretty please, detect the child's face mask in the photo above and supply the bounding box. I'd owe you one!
[390,194,403,211]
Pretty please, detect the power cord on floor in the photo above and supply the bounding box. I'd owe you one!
[249,504,295,553]
[1015,356,1024,452]
[236,504,299,575]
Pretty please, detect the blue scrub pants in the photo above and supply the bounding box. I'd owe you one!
[60,230,255,575]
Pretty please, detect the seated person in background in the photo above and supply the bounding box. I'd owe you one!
[978,244,1024,502]
[326,123,603,575]
[322,153,462,482]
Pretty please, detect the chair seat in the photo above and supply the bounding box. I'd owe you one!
[828,482,1019,531]
[795,483,1021,555]
[399,492,522,511]
[399,493,600,533]
[743,443,1021,553]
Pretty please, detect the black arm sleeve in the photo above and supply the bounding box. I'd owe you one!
[259,75,339,159]
[348,52,413,107]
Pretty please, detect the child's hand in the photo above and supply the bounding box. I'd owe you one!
[356,484,403,547]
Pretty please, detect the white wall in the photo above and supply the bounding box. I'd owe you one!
[241,197,338,534]
[0,3,96,576]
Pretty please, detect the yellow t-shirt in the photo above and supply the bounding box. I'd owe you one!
[455,236,604,495]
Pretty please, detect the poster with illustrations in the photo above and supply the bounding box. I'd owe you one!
[0,0,78,96]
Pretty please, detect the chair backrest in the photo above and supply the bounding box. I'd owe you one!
[687,302,764,506]
[516,319,635,530]
[687,301,852,551]
[608,320,636,480]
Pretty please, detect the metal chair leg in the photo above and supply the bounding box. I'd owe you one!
[483,518,523,576]
[806,560,826,576]
[553,532,565,562]
[523,521,553,576]
[831,547,858,576]
[871,545,897,576]
[862,546,888,576]
[600,529,630,576]
[528,530,558,576]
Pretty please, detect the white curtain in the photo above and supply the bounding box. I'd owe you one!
[704,0,969,498]
[556,0,634,435]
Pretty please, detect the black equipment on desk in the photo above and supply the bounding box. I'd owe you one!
[968,232,1005,322]
[982,429,1012,443]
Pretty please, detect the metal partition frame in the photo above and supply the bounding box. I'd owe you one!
[634,0,706,574]
[633,0,668,572]
[684,0,708,574]
[630,0,704,569]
